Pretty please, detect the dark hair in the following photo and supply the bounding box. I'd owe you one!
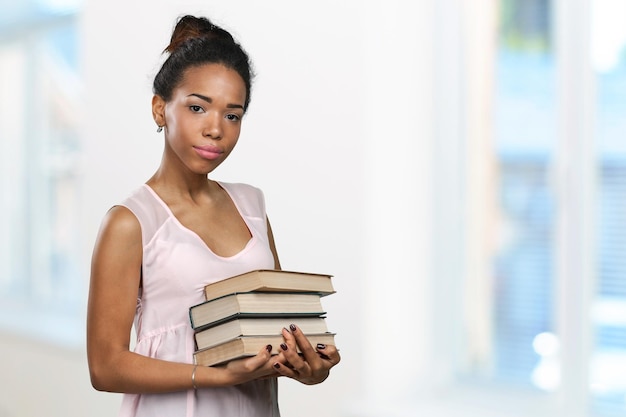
[153,15,254,111]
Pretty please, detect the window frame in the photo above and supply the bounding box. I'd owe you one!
[0,10,84,349]
[427,0,597,416]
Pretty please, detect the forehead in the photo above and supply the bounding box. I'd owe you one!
[176,63,246,102]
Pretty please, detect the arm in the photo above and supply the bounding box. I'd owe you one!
[86,206,278,393]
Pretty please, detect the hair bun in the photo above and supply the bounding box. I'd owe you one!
[165,15,233,53]
[153,14,253,110]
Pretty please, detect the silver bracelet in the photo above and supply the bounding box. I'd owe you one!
[191,364,199,390]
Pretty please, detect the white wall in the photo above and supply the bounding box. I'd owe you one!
[0,332,120,417]
[0,1,437,416]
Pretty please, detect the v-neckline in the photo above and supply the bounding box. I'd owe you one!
[142,182,255,259]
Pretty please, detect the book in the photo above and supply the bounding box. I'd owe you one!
[203,269,335,301]
[193,333,337,367]
[190,269,337,366]
[189,292,326,330]
[194,316,329,350]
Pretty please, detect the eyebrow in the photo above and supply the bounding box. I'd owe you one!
[188,93,244,110]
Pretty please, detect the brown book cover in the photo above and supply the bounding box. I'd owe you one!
[194,316,329,350]
[193,333,337,367]
[203,269,335,301]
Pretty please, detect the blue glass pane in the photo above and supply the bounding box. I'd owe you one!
[592,45,626,417]
[493,154,554,385]
[492,0,555,389]
[0,1,82,318]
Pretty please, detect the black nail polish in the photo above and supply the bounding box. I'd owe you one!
[266,344,272,353]
[280,343,288,351]
[289,324,297,332]
[316,343,326,350]
[273,363,280,369]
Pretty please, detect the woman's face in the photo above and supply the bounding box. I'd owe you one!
[155,63,247,175]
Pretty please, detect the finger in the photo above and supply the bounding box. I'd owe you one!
[270,351,293,372]
[221,344,277,383]
[244,343,274,370]
[283,325,329,377]
[279,330,305,364]
[272,360,300,378]
[281,326,297,348]
[285,324,318,362]
[278,330,312,376]
[316,343,341,364]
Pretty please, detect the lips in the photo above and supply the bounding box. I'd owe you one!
[193,144,223,160]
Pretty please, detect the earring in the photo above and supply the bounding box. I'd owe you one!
[157,125,163,133]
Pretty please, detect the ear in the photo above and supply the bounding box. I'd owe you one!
[152,94,166,127]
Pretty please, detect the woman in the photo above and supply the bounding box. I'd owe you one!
[86,15,340,417]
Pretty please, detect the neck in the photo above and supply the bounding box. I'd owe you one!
[147,161,216,202]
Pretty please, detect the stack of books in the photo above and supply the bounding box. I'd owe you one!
[189,269,336,366]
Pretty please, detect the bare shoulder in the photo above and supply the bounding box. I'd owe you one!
[97,205,141,242]
[92,205,142,265]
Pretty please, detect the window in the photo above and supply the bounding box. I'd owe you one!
[591,0,626,414]
[0,1,83,346]
[456,0,626,416]
[492,0,556,386]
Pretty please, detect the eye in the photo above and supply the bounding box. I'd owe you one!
[189,105,204,113]
[226,113,241,122]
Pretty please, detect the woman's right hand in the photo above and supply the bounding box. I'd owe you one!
[202,345,281,386]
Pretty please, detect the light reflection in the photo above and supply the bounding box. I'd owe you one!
[592,0,626,72]
[531,331,561,391]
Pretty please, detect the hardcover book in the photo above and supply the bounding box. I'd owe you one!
[193,333,337,367]
[190,291,326,330]
[190,269,337,366]
[203,269,335,301]
[194,316,329,350]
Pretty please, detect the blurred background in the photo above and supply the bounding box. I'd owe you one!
[0,0,625,416]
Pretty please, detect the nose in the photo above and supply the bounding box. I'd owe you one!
[203,112,222,139]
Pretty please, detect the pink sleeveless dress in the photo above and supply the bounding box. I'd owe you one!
[117,182,280,417]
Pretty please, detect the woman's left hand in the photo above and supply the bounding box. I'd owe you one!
[271,324,341,385]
